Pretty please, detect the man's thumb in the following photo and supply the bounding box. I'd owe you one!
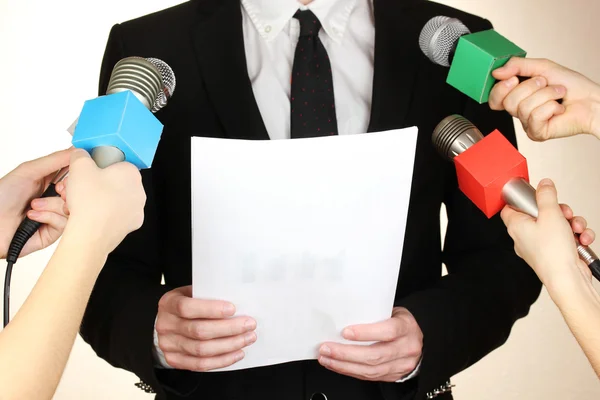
[536,178,561,215]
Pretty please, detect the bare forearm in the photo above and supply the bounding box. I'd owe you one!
[0,226,107,400]
[549,275,600,378]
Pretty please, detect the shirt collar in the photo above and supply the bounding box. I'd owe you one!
[241,0,358,44]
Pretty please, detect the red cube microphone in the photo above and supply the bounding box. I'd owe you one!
[432,114,600,281]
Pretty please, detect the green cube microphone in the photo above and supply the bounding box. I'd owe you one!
[419,16,527,104]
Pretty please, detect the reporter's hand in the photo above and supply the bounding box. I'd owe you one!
[61,149,146,254]
[501,178,595,287]
[317,307,422,382]
[156,286,257,371]
[489,57,600,141]
[0,148,73,259]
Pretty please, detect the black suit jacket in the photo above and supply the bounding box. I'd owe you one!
[80,1,542,399]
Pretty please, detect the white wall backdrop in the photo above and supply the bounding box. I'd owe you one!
[0,0,598,398]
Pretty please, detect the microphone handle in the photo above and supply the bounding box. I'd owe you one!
[502,177,600,281]
[6,183,60,264]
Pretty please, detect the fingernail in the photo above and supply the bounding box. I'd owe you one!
[56,182,64,192]
[244,332,257,345]
[244,319,257,331]
[223,303,235,315]
[343,328,355,339]
[319,356,331,366]
[555,86,566,95]
[234,351,245,361]
[28,211,40,218]
[539,178,553,186]
[504,77,518,88]
[32,199,46,207]
[320,345,331,356]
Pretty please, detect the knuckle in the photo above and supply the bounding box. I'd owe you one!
[175,297,190,317]
[157,336,169,353]
[164,353,179,368]
[155,318,170,335]
[191,324,210,340]
[192,342,208,357]
[381,326,397,342]
[406,340,422,357]
[193,359,210,372]
[365,354,383,366]
[365,366,386,380]
[403,358,419,373]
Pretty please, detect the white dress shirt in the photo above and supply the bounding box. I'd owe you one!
[154,0,420,382]
[242,0,375,139]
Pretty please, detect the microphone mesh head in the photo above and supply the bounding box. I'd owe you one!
[432,114,481,159]
[106,57,162,109]
[106,57,176,113]
[419,16,470,67]
[146,57,176,113]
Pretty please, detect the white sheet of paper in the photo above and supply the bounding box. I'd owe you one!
[191,127,418,372]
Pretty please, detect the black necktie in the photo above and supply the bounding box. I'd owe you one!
[290,10,339,139]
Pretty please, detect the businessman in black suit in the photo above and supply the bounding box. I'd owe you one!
[80,1,542,399]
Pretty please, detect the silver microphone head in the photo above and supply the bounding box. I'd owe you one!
[432,114,484,160]
[419,16,471,67]
[106,57,162,109]
[146,57,176,113]
[106,56,176,112]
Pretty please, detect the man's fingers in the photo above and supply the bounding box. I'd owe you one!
[178,316,256,340]
[517,86,566,126]
[560,204,574,220]
[26,210,67,232]
[18,148,74,178]
[343,318,406,342]
[31,197,68,217]
[162,331,256,357]
[492,57,553,80]
[536,179,562,215]
[318,356,411,382]
[163,350,245,372]
[160,289,236,319]
[319,338,419,366]
[68,149,96,175]
[571,216,588,234]
[502,77,547,116]
[489,77,519,110]
[579,228,596,246]
[527,101,566,141]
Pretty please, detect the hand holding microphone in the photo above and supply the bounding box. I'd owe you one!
[0,148,74,260]
[432,114,600,281]
[489,57,600,141]
[60,149,146,255]
[501,179,596,287]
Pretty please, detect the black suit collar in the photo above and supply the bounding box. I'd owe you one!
[191,0,270,141]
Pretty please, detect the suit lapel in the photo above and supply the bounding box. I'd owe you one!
[191,0,269,141]
[368,0,424,133]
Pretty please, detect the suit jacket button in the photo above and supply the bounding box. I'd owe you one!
[310,393,328,400]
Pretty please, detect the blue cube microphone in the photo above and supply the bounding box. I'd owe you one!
[3,56,176,326]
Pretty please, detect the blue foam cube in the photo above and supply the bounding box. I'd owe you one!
[72,90,164,169]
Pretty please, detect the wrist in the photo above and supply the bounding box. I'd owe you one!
[590,85,600,139]
[59,221,111,264]
[544,265,593,304]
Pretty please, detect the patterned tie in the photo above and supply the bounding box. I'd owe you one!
[290,10,339,139]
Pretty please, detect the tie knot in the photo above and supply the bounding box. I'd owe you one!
[294,10,322,37]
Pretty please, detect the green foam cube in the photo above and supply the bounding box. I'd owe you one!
[446,29,527,104]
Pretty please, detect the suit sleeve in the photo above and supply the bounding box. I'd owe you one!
[394,19,543,398]
[79,23,173,394]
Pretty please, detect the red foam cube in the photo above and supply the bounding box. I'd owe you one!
[454,129,529,218]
